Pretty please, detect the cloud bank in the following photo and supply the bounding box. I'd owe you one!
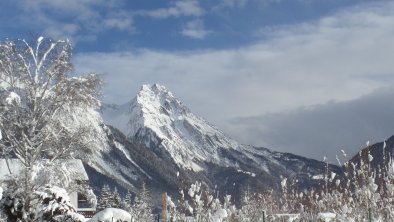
[227,88,394,162]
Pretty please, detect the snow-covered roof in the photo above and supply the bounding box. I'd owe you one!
[0,159,89,181]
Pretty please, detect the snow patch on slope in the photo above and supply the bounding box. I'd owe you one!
[113,141,152,179]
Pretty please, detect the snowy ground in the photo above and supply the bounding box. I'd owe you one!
[87,208,132,222]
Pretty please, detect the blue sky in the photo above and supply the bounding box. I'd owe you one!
[2,0,394,161]
[0,0,371,52]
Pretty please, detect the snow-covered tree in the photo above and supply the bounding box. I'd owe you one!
[239,190,266,222]
[112,187,122,209]
[169,181,238,221]
[33,186,86,222]
[0,37,101,164]
[97,185,124,210]
[121,190,133,212]
[0,37,101,221]
[132,182,153,221]
[1,185,85,222]
[97,185,112,210]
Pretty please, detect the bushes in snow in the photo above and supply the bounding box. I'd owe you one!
[165,181,238,221]
[139,143,394,221]
[1,186,85,222]
[34,186,86,222]
[238,146,394,221]
[297,148,394,221]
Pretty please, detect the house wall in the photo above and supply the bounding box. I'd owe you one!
[69,191,78,209]
[70,191,96,214]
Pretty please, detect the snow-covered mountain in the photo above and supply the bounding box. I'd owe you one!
[129,84,243,171]
[102,84,343,199]
[102,84,258,171]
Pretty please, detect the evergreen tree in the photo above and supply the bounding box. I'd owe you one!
[132,182,153,221]
[122,190,133,211]
[97,184,112,210]
[112,187,122,209]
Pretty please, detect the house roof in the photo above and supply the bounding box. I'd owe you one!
[0,159,89,181]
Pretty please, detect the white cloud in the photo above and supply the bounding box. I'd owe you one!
[218,0,249,8]
[44,24,79,40]
[181,20,211,39]
[16,0,134,41]
[140,0,204,19]
[21,0,101,13]
[74,2,394,158]
[103,12,134,32]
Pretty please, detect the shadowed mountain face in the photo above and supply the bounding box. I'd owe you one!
[98,84,343,204]
[348,135,394,175]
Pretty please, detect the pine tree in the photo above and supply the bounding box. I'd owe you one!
[98,184,112,210]
[122,190,133,211]
[112,187,122,209]
[132,182,153,221]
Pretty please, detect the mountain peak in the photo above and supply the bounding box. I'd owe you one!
[142,83,169,92]
[128,84,239,171]
[134,83,190,119]
[139,84,173,98]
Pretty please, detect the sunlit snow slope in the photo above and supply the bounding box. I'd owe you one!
[130,84,244,171]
